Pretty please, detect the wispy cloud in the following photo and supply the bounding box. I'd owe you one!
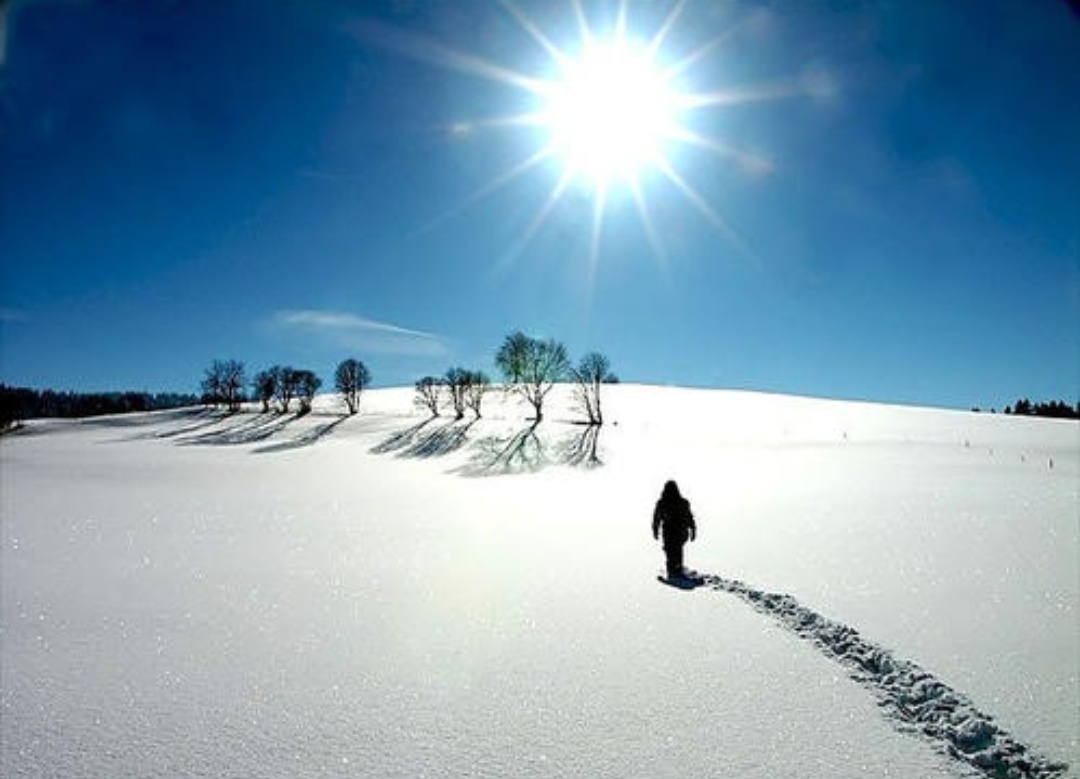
[271,309,449,357]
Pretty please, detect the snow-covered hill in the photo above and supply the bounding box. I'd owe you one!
[2,386,1076,778]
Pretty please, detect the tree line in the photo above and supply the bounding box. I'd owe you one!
[1001,399,1079,420]
[413,331,617,425]
[202,331,618,427]
[200,358,369,416]
[9,348,1073,432]
[1,385,199,429]
[2,331,616,431]
[199,332,618,427]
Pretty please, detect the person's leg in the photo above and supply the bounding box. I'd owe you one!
[665,541,683,577]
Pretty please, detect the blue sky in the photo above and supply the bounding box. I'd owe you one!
[1,0,1077,409]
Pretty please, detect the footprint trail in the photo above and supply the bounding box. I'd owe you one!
[703,575,1070,779]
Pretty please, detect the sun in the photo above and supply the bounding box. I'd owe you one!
[358,1,811,277]
[543,40,679,188]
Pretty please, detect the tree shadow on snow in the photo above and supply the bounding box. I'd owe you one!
[451,421,606,477]
[149,407,227,439]
[252,414,349,454]
[370,417,435,455]
[371,417,604,476]
[372,417,477,459]
[555,422,603,467]
[91,407,222,442]
[456,421,546,476]
[176,411,297,446]
[407,418,477,458]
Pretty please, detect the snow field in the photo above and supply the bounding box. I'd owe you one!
[2,385,1076,778]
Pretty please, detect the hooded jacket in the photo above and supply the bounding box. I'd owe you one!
[652,490,696,544]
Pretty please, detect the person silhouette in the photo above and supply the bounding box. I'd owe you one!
[652,480,696,579]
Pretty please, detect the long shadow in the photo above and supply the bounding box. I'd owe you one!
[177,411,296,446]
[555,422,603,467]
[252,415,349,454]
[65,406,209,433]
[656,572,706,590]
[371,417,479,460]
[369,417,602,476]
[694,574,1068,779]
[89,407,221,442]
[152,407,228,439]
[403,418,477,458]
[370,417,436,455]
[457,421,546,476]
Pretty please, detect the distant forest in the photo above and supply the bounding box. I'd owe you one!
[998,398,1079,419]
[1,385,199,430]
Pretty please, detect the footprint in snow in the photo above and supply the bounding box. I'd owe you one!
[696,574,1069,779]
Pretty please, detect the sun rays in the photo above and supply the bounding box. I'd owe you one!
[356,0,816,281]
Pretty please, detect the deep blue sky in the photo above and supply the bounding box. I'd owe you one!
[1,0,1077,409]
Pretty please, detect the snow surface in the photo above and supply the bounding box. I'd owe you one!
[2,385,1076,778]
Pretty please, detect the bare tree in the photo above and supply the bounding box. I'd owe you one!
[572,352,617,425]
[415,376,442,417]
[270,365,297,413]
[335,358,370,415]
[464,370,490,419]
[295,370,322,415]
[200,366,223,408]
[223,361,246,412]
[252,369,277,413]
[201,359,246,412]
[445,367,470,420]
[495,331,530,384]
[497,334,569,423]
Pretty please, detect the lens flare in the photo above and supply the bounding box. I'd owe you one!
[354,1,821,281]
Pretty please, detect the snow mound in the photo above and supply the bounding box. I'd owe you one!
[705,575,1070,779]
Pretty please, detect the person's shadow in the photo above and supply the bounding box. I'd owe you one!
[656,572,706,590]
